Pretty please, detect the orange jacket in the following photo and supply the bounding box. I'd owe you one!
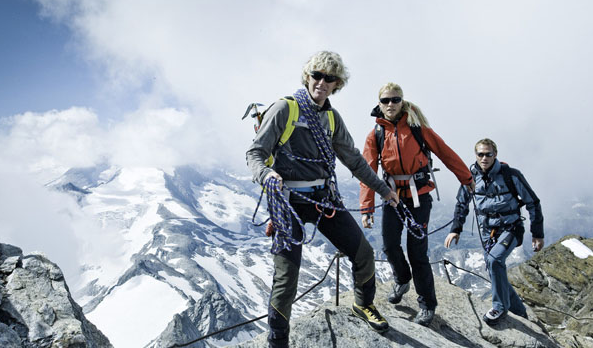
[360,113,472,213]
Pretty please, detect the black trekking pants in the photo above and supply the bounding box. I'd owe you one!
[382,193,437,310]
[267,200,376,348]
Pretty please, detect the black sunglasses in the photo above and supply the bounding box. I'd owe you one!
[379,96,402,105]
[310,71,339,83]
[476,152,494,158]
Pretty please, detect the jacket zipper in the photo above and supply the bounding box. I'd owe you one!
[394,124,406,174]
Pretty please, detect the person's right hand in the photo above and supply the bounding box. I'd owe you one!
[264,171,283,190]
[466,180,476,193]
[362,214,374,229]
[444,232,460,248]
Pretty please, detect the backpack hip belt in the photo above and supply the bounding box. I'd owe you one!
[284,178,326,190]
[282,178,332,201]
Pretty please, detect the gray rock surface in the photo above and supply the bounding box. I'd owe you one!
[232,276,559,348]
[0,243,112,347]
[509,235,593,348]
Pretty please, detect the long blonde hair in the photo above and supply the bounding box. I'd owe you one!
[379,82,430,128]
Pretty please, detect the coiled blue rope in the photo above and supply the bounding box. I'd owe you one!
[251,89,426,253]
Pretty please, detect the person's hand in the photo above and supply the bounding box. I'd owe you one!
[264,171,283,190]
[466,180,476,193]
[382,189,399,207]
[532,237,544,252]
[362,214,374,229]
[444,232,460,248]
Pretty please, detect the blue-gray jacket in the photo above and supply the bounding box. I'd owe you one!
[451,159,544,246]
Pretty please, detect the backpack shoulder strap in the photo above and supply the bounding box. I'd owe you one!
[327,110,335,136]
[374,124,385,163]
[410,125,429,157]
[278,96,299,146]
[500,163,525,207]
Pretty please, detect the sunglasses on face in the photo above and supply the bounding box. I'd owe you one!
[476,152,494,158]
[310,71,339,83]
[379,96,402,105]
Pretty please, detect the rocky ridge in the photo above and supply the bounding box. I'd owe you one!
[0,243,112,348]
[509,234,593,348]
[231,275,559,348]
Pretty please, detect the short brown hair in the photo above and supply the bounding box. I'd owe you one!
[475,138,498,154]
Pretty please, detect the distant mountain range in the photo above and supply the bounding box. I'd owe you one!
[10,163,587,347]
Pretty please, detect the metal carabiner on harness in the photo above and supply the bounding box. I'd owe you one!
[315,203,336,218]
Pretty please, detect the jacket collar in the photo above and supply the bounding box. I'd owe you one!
[373,105,407,128]
[305,91,333,111]
[473,159,501,177]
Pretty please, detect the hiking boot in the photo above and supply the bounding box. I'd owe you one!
[413,309,435,327]
[388,282,410,304]
[483,308,508,325]
[351,303,389,333]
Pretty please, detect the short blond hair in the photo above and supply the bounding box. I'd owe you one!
[301,51,349,94]
[475,138,498,154]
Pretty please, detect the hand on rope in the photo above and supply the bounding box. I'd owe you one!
[382,189,400,207]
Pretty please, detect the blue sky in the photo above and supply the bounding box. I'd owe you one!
[0,0,97,117]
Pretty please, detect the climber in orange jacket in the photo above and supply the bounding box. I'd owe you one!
[360,82,474,326]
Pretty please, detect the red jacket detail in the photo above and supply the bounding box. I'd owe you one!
[360,114,472,213]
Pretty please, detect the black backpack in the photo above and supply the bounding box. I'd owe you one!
[499,163,527,208]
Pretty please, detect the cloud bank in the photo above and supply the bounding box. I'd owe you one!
[1,0,592,273]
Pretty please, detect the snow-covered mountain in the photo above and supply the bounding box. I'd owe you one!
[48,164,391,348]
[46,163,592,347]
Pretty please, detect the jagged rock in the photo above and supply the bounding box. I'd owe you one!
[0,243,113,347]
[232,275,559,347]
[509,235,593,348]
[147,290,261,348]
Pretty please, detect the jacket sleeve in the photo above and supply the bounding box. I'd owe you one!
[245,101,289,184]
[331,110,391,199]
[422,128,473,185]
[512,170,544,238]
[450,185,471,233]
[359,129,380,213]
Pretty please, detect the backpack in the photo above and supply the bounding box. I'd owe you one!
[243,96,335,166]
[499,163,525,208]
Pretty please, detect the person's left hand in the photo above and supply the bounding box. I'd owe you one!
[444,233,460,248]
[532,237,544,252]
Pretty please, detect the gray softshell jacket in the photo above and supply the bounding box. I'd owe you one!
[246,93,391,198]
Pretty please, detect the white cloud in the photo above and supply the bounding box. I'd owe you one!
[1,0,589,220]
[0,165,82,279]
[0,107,103,180]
